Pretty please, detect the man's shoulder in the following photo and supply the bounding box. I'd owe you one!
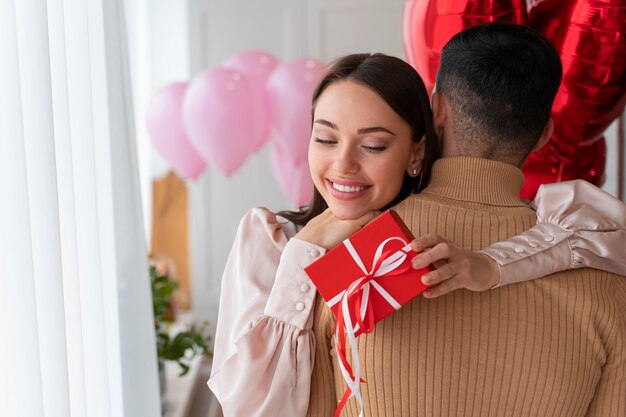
[392,193,537,241]
[391,194,425,213]
[545,267,626,283]
[394,192,535,215]
[391,193,455,217]
[533,268,626,309]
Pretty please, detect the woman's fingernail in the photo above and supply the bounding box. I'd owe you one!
[413,259,423,268]
[422,274,432,284]
[423,290,432,297]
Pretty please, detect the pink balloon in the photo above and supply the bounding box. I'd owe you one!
[224,50,280,151]
[183,67,263,177]
[146,82,206,180]
[269,141,313,206]
[266,58,327,164]
[224,50,280,86]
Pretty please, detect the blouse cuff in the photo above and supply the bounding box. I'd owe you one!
[264,238,326,330]
[480,222,574,288]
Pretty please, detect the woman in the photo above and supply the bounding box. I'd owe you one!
[208,53,626,417]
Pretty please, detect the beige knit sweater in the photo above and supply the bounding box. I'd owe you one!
[306,157,626,417]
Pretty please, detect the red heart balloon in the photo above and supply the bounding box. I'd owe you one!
[403,0,527,94]
[521,137,607,199]
[522,0,626,197]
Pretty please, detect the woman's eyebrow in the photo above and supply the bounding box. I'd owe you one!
[357,126,396,136]
[313,119,337,129]
[314,119,396,136]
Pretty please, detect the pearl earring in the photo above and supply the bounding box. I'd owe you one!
[412,169,418,176]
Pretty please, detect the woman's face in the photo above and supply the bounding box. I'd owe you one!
[308,80,423,220]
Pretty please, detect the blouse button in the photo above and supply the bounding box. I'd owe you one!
[295,302,305,311]
[544,235,555,242]
[496,251,509,259]
[309,249,320,257]
[514,246,525,254]
[528,240,539,248]
[300,283,310,293]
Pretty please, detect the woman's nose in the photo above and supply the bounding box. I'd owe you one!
[334,146,359,174]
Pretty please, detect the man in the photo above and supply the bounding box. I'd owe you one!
[307,22,626,416]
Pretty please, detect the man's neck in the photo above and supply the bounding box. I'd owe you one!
[421,157,527,207]
[440,135,525,168]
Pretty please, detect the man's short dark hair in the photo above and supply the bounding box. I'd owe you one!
[436,22,562,162]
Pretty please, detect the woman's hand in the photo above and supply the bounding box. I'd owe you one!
[295,209,379,250]
[410,234,501,298]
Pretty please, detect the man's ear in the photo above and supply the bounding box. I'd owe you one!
[431,92,448,137]
[531,118,554,153]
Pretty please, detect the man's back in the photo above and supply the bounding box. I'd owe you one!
[306,158,626,417]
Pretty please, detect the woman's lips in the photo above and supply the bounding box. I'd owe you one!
[326,178,371,200]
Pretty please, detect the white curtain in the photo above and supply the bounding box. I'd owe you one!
[0,0,160,416]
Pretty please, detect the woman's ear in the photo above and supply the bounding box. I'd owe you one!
[407,136,426,176]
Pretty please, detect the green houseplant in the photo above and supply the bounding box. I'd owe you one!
[150,263,211,376]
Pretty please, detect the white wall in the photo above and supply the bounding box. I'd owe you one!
[603,119,625,199]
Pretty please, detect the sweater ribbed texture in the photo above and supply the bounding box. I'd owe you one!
[306,157,626,417]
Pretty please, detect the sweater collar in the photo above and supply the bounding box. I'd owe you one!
[421,157,527,207]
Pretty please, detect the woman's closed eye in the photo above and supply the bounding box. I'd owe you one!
[314,137,336,145]
[313,136,387,152]
[363,145,387,153]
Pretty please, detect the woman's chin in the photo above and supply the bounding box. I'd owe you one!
[327,205,371,220]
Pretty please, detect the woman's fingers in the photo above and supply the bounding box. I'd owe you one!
[358,210,380,226]
[411,240,452,269]
[298,209,382,249]
[410,234,446,252]
[423,278,463,298]
[421,262,456,285]
[409,234,501,297]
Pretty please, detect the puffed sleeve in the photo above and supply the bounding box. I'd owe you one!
[208,208,326,417]
[480,180,626,287]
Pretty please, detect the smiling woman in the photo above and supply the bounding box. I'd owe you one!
[288,54,437,250]
[277,53,437,230]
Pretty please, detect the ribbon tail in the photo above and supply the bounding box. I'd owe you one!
[365,295,375,333]
[334,388,352,417]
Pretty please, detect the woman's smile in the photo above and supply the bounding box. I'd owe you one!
[326,178,371,200]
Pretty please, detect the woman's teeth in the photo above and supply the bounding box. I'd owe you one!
[332,182,366,193]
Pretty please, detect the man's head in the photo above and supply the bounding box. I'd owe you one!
[433,22,562,166]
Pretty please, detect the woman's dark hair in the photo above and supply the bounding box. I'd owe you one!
[278,53,437,226]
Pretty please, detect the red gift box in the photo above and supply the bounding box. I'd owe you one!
[305,210,431,334]
[304,210,431,417]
